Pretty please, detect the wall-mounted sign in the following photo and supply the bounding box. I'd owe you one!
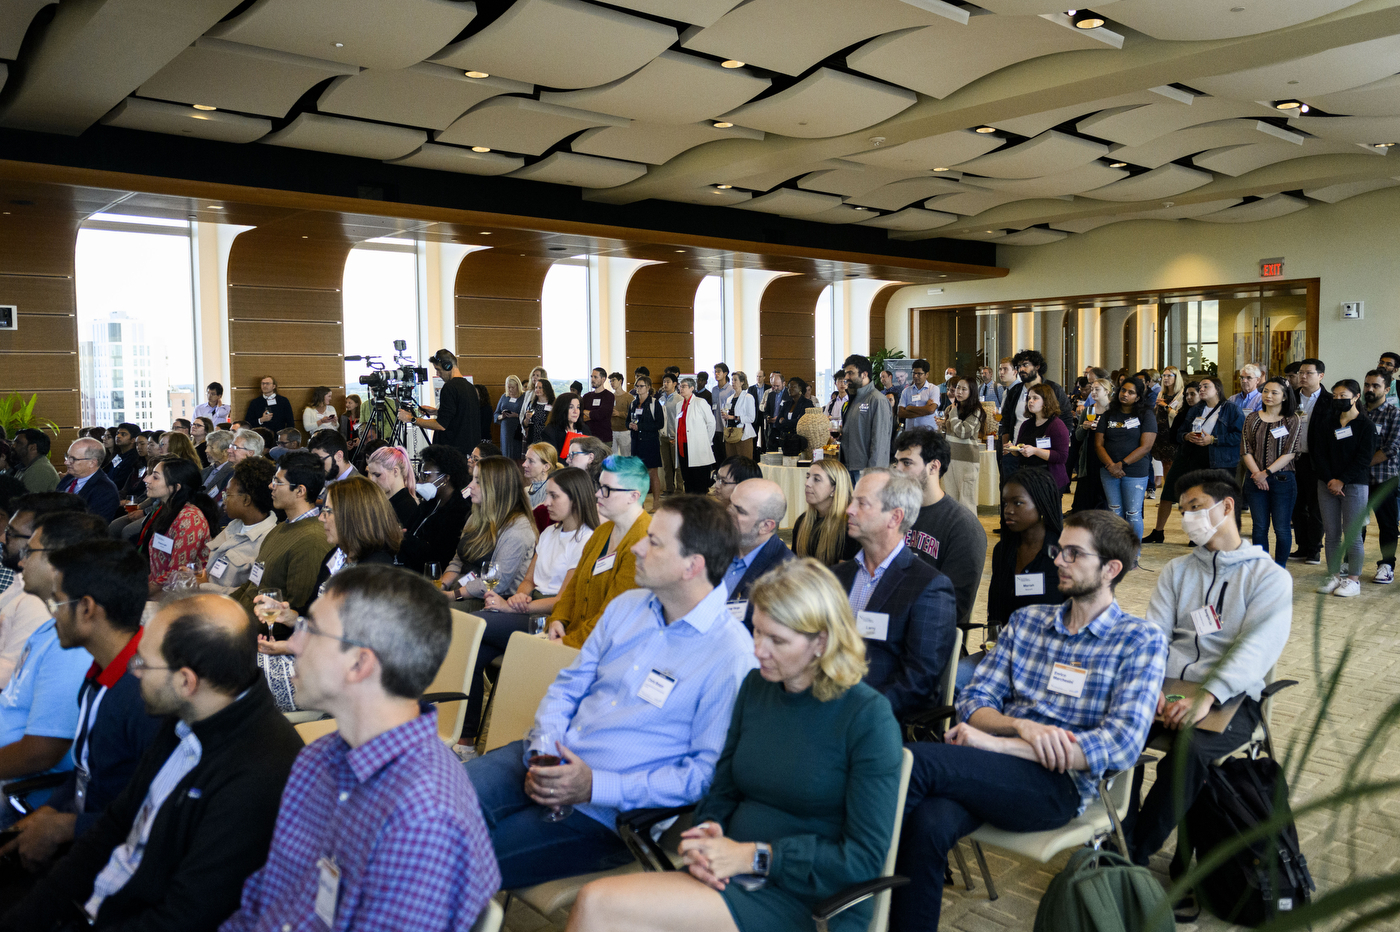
[0,305,15,330]
[1259,257,1285,279]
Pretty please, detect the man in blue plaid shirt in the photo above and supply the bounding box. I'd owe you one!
[892,511,1167,931]
[1362,370,1400,584]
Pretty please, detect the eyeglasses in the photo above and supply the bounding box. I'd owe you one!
[293,615,372,649]
[3,526,31,541]
[270,478,290,488]
[710,472,738,487]
[46,596,77,615]
[21,545,49,559]
[321,505,335,516]
[597,484,637,498]
[128,654,170,673]
[1047,544,1102,565]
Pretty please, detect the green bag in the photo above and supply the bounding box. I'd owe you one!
[1033,848,1173,932]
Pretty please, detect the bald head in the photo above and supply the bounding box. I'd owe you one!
[67,437,105,478]
[152,594,259,699]
[730,478,788,553]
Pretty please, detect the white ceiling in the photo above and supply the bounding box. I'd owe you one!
[0,0,1397,247]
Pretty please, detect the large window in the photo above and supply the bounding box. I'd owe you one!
[342,242,421,393]
[694,275,723,374]
[76,216,196,429]
[541,260,590,391]
[1162,300,1219,377]
[816,285,837,401]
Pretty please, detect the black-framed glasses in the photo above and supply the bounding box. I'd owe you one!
[1048,544,1102,565]
[293,615,372,649]
[20,545,49,560]
[3,526,31,541]
[710,472,738,487]
[597,484,637,498]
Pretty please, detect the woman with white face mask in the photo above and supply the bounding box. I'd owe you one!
[395,443,472,575]
[1313,379,1377,598]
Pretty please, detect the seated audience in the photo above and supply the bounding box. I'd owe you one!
[366,444,419,528]
[1009,384,1071,492]
[302,385,338,436]
[102,424,141,492]
[252,428,277,458]
[569,558,902,932]
[11,430,59,494]
[0,595,302,932]
[163,433,202,472]
[1,540,163,872]
[191,417,214,467]
[892,512,1168,931]
[712,455,762,506]
[1126,470,1291,866]
[267,428,300,461]
[524,442,561,508]
[988,468,1065,638]
[200,430,234,496]
[57,438,120,521]
[722,478,794,629]
[466,496,756,889]
[201,457,278,594]
[442,457,536,610]
[0,493,85,687]
[833,469,957,719]
[792,459,860,566]
[230,451,332,618]
[564,435,612,490]
[892,428,988,627]
[546,456,652,648]
[307,429,357,489]
[135,456,218,596]
[397,444,471,574]
[222,566,500,931]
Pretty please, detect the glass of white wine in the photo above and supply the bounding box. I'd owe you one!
[255,587,284,635]
[482,562,502,594]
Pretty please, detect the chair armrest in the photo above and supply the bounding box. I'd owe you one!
[901,705,955,729]
[1260,679,1298,701]
[615,805,696,872]
[812,876,910,923]
[421,691,468,705]
[5,772,68,799]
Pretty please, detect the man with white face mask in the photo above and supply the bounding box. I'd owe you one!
[1125,468,1291,867]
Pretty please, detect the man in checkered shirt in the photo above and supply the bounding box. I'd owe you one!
[891,511,1168,932]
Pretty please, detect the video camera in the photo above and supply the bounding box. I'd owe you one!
[348,340,428,404]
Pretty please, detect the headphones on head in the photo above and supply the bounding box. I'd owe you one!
[431,349,456,371]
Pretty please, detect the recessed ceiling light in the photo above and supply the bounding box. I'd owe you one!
[1274,99,1303,110]
[302,235,309,239]
[974,126,997,134]
[207,205,223,210]
[1109,161,1127,168]
[720,60,744,68]
[853,206,871,210]
[478,231,492,235]
[471,146,491,153]
[1072,10,1105,28]
[715,184,733,189]
[1374,142,1397,148]
[932,166,949,172]
[939,274,947,277]
[674,249,685,253]
[713,121,734,128]
[333,41,344,48]
[465,71,489,79]
[192,104,217,111]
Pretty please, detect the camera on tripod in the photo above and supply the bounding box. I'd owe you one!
[349,339,427,404]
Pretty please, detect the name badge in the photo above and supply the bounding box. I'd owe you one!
[726,600,748,622]
[1193,417,1205,433]
[1270,425,1289,439]
[1035,437,1052,449]
[315,857,340,927]
[591,398,600,406]
[249,562,265,584]
[1335,426,1353,439]
[1048,662,1088,698]
[856,610,890,641]
[593,552,617,575]
[1190,605,1223,635]
[209,557,229,580]
[787,412,794,420]
[1015,573,1044,596]
[1124,417,1141,428]
[543,404,552,412]
[860,403,870,412]
[637,669,677,708]
[152,533,174,554]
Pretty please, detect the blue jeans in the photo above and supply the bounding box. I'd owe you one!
[1244,471,1296,566]
[891,743,1080,931]
[1100,470,1150,540]
[465,740,632,889]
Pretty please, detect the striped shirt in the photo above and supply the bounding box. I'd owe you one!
[958,600,1167,814]
[1241,412,1300,472]
[536,585,758,829]
[849,541,904,615]
[1364,401,1400,484]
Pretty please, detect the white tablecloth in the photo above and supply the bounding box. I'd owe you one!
[760,463,807,529]
[977,448,1000,507]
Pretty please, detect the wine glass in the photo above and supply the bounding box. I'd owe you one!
[525,727,572,822]
[255,587,284,636]
[482,562,502,594]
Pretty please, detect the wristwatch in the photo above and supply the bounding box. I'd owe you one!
[751,842,772,877]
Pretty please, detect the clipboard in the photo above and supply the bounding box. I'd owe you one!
[1159,678,1243,733]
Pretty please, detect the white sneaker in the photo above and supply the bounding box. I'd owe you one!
[1316,575,1342,595]
[1334,578,1361,598]
[1375,564,1394,585]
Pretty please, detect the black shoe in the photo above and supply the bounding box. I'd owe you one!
[1187,540,1196,547]
[1142,530,1165,544]
[1289,549,1308,561]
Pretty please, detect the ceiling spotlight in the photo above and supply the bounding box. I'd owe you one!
[1072,10,1105,28]
[1374,142,1397,148]
[464,71,489,79]
[720,60,745,68]
[933,166,949,172]
[1109,161,1127,168]
[333,41,344,48]
[192,104,217,111]
[471,146,491,153]
[974,125,997,134]
[478,231,492,235]
[713,121,734,128]
[207,205,223,210]
[674,249,685,253]
[1274,99,1303,111]
[853,206,871,210]
[714,184,733,189]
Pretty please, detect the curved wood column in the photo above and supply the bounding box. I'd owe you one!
[624,264,704,378]
[759,276,826,386]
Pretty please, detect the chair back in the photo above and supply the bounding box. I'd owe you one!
[483,631,580,753]
[940,636,959,709]
[869,747,915,932]
[427,609,488,742]
[296,718,338,744]
[471,898,503,932]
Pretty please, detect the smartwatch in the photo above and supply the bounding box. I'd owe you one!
[751,842,772,877]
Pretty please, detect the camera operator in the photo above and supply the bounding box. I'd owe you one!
[397,348,480,457]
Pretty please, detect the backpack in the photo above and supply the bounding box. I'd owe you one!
[1034,848,1173,932]
[1178,755,1315,926]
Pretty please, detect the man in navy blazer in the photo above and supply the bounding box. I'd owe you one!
[723,479,794,630]
[832,468,958,719]
[57,438,121,522]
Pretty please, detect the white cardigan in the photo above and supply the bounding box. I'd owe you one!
[726,391,756,441]
[677,395,716,466]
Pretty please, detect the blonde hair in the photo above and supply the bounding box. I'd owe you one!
[526,442,562,473]
[1090,378,1115,401]
[795,459,853,566]
[505,374,523,396]
[458,457,535,563]
[1160,366,1182,400]
[750,559,867,702]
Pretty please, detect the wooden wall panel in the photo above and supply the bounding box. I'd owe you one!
[0,313,77,350]
[457,297,544,327]
[625,264,704,378]
[869,282,903,352]
[759,277,825,387]
[226,229,352,418]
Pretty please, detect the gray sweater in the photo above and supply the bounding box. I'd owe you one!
[842,381,893,471]
[457,514,537,599]
[1145,540,1292,702]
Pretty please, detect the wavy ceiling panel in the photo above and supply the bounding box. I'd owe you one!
[974,161,1128,196]
[1194,193,1310,222]
[1079,163,1215,201]
[136,39,357,118]
[508,151,647,188]
[846,130,1004,171]
[1193,34,1400,101]
[734,188,844,216]
[1310,75,1400,118]
[435,97,625,155]
[796,166,932,198]
[605,0,743,27]
[953,130,1108,179]
[1106,119,1286,169]
[1077,96,1277,147]
[0,0,51,61]
[262,112,426,159]
[721,68,917,139]
[101,96,272,144]
[856,207,958,231]
[1192,137,1377,176]
[541,52,769,125]
[1106,0,1359,41]
[847,177,967,210]
[572,121,763,165]
[318,65,530,131]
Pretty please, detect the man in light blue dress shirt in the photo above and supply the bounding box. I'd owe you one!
[466,495,758,889]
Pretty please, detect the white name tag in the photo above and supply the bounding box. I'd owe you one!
[1015,573,1045,596]
[315,857,340,927]
[856,610,890,641]
[249,563,265,584]
[209,557,229,580]
[1191,605,1223,635]
[1124,417,1141,428]
[593,552,617,575]
[1270,425,1289,439]
[637,669,677,708]
[1335,426,1353,439]
[592,398,600,406]
[860,403,870,412]
[1035,437,1052,449]
[726,600,748,622]
[787,412,795,420]
[1048,662,1088,698]
[151,533,174,554]
[1193,418,1205,433]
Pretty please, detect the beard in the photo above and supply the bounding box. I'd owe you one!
[1019,370,1036,383]
[1,550,20,572]
[1058,576,1101,599]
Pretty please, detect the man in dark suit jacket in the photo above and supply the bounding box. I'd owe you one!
[723,479,795,630]
[833,468,958,719]
[57,438,121,521]
[243,375,295,434]
[997,349,1073,450]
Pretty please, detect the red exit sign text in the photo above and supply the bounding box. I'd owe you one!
[1260,258,1284,278]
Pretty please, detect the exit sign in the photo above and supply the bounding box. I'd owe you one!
[1260,257,1285,278]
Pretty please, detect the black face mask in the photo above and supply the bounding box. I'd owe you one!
[1365,391,1382,405]
[1018,370,1036,383]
